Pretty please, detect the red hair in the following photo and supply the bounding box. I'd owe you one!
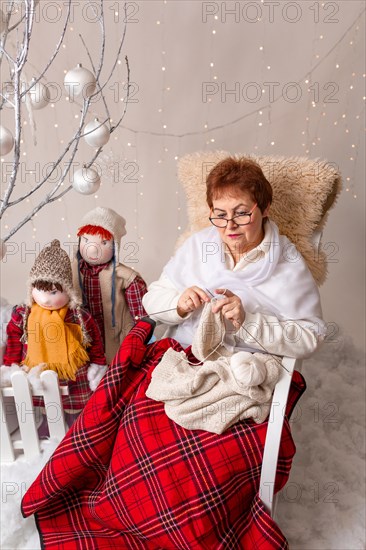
[77,224,113,240]
[206,157,272,213]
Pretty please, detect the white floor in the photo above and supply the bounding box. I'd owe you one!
[1,335,365,550]
[1,439,58,550]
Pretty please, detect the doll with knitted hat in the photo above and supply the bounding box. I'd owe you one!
[1,240,107,425]
[72,206,148,364]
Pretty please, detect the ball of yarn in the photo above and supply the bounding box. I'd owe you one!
[230,352,267,386]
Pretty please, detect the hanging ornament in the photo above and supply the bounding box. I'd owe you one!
[28,78,50,110]
[0,7,7,34]
[72,166,101,195]
[0,126,14,156]
[0,238,6,261]
[64,64,96,99]
[84,118,110,147]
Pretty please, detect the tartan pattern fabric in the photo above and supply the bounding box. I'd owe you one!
[79,260,147,343]
[2,306,24,365]
[22,320,305,549]
[79,259,107,344]
[4,305,106,411]
[125,274,148,320]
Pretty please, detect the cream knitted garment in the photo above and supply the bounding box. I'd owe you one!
[146,303,280,434]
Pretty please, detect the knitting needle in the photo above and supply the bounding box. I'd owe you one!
[205,287,215,298]
[134,307,178,321]
[135,303,290,374]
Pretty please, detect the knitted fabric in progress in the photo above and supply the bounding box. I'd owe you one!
[146,303,280,434]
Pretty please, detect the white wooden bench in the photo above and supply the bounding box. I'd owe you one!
[1,370,68,462]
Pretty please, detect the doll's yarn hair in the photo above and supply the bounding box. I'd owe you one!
[77,224,113,241]
[32,280,63,292]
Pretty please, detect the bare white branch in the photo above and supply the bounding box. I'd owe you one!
[1,1,131,242]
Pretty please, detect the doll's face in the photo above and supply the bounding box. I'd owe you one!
[79,233,114,265]
[32,285,69,310]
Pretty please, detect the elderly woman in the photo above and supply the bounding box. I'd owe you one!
[22,158,324,550]
[143,157,326,358]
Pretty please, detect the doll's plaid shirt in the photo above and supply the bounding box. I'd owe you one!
[79,259,147,347]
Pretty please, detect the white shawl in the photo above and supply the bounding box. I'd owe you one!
[164,220,325,348]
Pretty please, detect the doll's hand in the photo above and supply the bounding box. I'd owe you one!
[26,364,47,392]
[87,363,108,391]
[0,363,22,387]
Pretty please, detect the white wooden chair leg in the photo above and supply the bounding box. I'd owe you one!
[259,357,301,516]
[11,371,41,460]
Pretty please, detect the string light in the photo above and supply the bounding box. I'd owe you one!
[121,9,364,141]
[13,0,361,253]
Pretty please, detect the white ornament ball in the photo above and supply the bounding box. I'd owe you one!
[64,64,96,99]
[0,126,14,156]
[28,79,50,110]
[0,7,7,34]
[0,239,6,261]
[84,119,110,147]
[72,167,101,195]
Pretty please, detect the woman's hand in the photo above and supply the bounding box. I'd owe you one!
[177,286,210,318]
[211,289,245,330]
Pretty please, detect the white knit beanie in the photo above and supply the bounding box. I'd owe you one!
[79,207,126,259]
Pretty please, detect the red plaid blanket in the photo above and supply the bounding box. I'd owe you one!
[22,320,305,549]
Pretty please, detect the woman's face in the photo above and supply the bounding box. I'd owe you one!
[210,191,269,257]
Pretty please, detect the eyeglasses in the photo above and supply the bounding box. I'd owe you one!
[209,203,258,228]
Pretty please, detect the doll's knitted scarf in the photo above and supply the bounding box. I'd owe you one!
[22,304,89,381]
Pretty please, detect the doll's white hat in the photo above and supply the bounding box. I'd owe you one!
[79,207,126,258]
